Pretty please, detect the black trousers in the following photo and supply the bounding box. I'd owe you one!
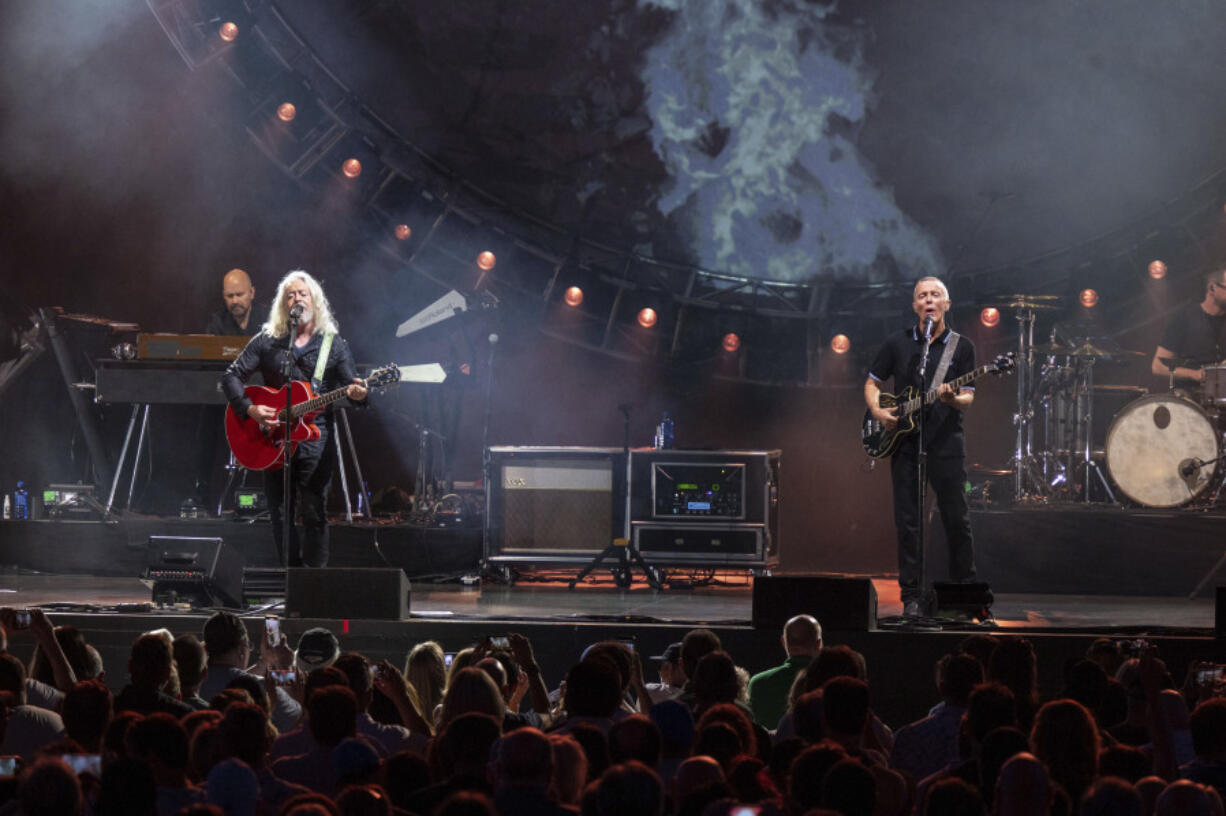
[264,422,335,568]
[890,449,976,603]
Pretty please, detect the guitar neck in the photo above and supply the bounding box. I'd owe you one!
[901,364,993,416]
[283,379,363,420]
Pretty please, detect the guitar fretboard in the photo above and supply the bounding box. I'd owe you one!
[899,363,998,417]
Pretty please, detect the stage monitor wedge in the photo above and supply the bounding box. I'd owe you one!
[752,574,877,632]
[286,567,410,620]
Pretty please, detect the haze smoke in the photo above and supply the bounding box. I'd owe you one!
[639,0,944,282]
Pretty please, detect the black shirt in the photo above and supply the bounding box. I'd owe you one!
[868,325,976,458]
[1159,300,1226,368]
[205,301,269,336]
[221,330,362,424]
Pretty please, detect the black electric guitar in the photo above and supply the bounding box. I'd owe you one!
[861,352,1016,459]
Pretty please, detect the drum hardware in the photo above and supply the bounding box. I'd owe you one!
[1007,298,1063,501]
[1073,355,1117,505]
[994,294,1062,311]
[1189,448,1226,599]
[1001,296,1165,505]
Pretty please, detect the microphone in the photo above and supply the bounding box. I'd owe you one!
[1180,458,1202,479]
[488,333,499,345]
[289,304,304,320]
[922,315,935,339]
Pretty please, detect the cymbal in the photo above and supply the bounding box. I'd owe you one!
[1031,342,1075,355]
[1065,341,1145,359]
[969,464,1014,476]
[1157,356,1197,371]
[996,294,1061,310]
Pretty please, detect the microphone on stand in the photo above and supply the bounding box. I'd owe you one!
[922,314,935,340]
[289,304,304,321]
[1180,458,1202,479]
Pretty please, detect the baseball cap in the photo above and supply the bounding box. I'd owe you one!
[651,643,683,663]
[294,627,340,672]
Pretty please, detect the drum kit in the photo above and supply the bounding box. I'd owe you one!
[1002,295,1226,509]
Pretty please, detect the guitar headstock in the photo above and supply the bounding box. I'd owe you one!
[991,351,1017,374]
[366,364,402,390]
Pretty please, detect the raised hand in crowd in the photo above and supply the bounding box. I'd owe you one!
[372,658,433,736]
[0,608,74,692]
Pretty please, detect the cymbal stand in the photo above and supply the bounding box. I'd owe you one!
[1012,307,1040,500]
[1076,357,1117,504]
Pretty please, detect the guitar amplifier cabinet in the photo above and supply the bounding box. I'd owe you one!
[484,447,625,566]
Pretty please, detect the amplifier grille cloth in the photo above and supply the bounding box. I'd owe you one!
[502,490,610,552]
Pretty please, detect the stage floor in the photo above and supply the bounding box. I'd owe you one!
[1,572,1212,633]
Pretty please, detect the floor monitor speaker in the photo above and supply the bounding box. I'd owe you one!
[286,568,410,620]
[752,574,877,632]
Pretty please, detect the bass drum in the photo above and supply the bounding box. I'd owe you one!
[1105,394,1219,508]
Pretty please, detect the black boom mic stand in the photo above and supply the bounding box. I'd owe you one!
[277,307,302,568]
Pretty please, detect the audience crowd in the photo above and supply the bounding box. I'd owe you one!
[0,605,1219,816]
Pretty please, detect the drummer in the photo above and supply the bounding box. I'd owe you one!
[1151,266,1226,388]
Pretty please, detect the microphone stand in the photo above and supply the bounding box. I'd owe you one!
[913,317,934,617]
[278,312,300,569]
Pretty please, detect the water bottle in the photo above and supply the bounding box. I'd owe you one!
[13,482,28,521]
[2,495,9,520]
[655,412,675,450]
[356,481,370,517]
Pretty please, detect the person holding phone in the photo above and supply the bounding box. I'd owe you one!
[476,634,554,731]
[0,608,79,713]
[0,653,66,762]
[199,612,301,734]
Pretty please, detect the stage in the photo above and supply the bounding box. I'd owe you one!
[0,508,1222,728]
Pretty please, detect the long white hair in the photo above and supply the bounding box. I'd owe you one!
[262,269,340,338]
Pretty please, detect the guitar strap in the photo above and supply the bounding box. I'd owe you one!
[931,332,960,388]
[309,333,334,392]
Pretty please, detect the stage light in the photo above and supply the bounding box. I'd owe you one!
[1148,260,1167,280]
[722,332,741,352]
[563,286,583,307]
[277,103,296,122]
[830,334,851,354]
[1080,288,1099,308]
[394,224,412,241]
[980,307,1000,328]
[637,308,658,328]
[219,22,239,42]
[476,251,497,271]
[342,158,362,178]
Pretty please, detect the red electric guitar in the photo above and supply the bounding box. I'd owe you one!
[225,365,401,470]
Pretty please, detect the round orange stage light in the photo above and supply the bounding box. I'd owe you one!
[476,251,497,271]
[980,307,1000,328]
[394,224,412,241]
[563,286,583,307]
[341,159,362,178]
[637,308,658,328]
[1148,260,1167,280]
[276,103,296,122]
[722,332,741,353]
[830,334,851,354]
[219,22,239,42]
[1080,288,1099,308]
